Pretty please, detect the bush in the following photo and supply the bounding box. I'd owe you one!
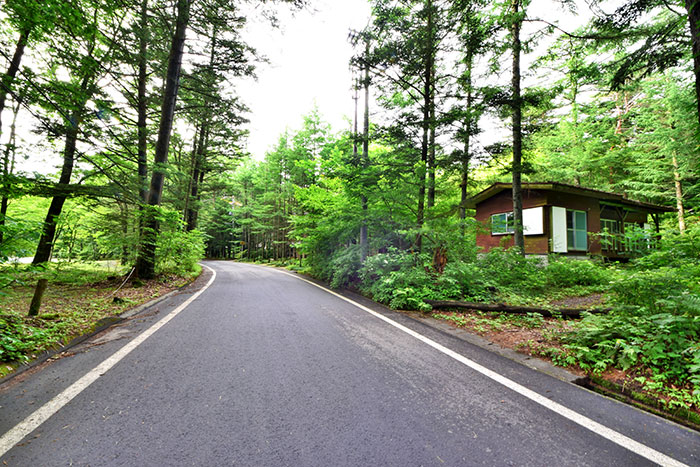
[609,268,688,310]
[544,256,611,288]
[358,250,434,311]
[560,293,700,408]
[156,228,206,275]
[476,248,546,293]
[327,245,362,289]
[0,316,42,362]
[440,261,492,302]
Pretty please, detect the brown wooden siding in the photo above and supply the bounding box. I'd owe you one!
[475,189,549,255]
[473,185,661,259]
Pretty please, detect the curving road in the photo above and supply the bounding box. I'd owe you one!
[0,261,698,466]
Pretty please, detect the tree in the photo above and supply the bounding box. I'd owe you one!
[584,0,700,128]
[32,1,127,264]
[623,74,698,231]
[366,0,452,251]
[136,0,192,278]
[508,0,526,254]
[446,0,490,228]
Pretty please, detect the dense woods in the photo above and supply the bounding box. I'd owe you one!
[1,1,699,412]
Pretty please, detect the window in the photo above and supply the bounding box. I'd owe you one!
[566,210,587,250]
[600,218,620,251]
[491,212,514,234]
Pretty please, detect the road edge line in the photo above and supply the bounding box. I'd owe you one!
[0,265,217,458]
[273,267,688,467]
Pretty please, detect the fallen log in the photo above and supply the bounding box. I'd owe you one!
[425,299,610,319]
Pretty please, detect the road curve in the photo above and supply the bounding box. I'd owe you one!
[0,261,698,466]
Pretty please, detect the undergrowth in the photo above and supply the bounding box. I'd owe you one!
[0,262,196,369]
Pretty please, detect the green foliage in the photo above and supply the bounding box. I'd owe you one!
[561,294,700,407]
[544,256,611,288]
[154,210,206,275]
[327,245,362,289]
[553,228,700,409]
[0,315,50,363]
[477,247,545,292]
[358,250,434,311]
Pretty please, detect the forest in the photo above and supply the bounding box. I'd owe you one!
[1,1,699,418]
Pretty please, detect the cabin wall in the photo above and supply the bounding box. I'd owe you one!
[475,189,549,255]
[545,192,601,255]
[472,185,667,259]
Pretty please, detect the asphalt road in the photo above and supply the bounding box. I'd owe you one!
[1,261,698,466]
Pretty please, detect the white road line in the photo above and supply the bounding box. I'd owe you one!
[273,267,688,467]
[0,265,217,458]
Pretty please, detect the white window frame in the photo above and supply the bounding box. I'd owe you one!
[491,212,514,235]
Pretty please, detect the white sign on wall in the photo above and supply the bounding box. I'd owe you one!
[523,207,544,235]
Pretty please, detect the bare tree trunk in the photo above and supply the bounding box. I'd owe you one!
[0,30,29,141]
[459,47,474,231]
[33,115,81,264]
[511,0,525,255]
[120,203,129,264]
[672,153,686,233]
[136,0,191,279]
[28,279,48,317]
[0,99,20,245]
[137,0,149,207]
[416,0,434,252]
[182,125,199,224]
[360,42,370,261]
[427,61,436,209]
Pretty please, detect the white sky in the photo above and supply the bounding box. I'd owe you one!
[239,0,372,159]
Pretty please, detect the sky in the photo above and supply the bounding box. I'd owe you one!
[239,0,372,160]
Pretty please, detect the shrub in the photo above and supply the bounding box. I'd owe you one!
[328,245,362,289]
[609,268,688,310]
[544,256,611,287]
[476,247,546,293]
[440,261,492,302]
[560,293,700,408]
[358,251,434,311]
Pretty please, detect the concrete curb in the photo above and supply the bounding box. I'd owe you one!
[0,272,203,387]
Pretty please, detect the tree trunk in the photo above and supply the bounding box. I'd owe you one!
[32,116,80,264]
[416,0,434,252]
[120,203,129,264]
[182,125,199,224]
[136,0,191,279]
[137,0,149,207]
[427,59,436,209]
[360,43,370,261]
[186,24,217,233]
[672,153,686,233]
[685,0,700,129]
[511,0,525,255]
[0,30,29,141]
[459,47,474,231]
[0,99,20,245]
[28,279,49,317]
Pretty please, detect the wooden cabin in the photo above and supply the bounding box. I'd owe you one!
[469,182,674,259]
